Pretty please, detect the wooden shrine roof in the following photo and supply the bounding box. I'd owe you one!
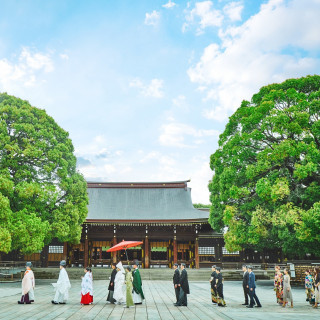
[86,181,209,222]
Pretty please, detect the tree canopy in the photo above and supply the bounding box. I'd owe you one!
[209,75,320,257]
[0,93,88,254]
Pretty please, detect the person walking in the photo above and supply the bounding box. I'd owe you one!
[173,263,180,304]
[113,261,126,305]
[216,267,226,307]
[107,263,117,303]
[304,269,314,305]
[282,268,293,308]
[242,265,249,306]
[210,265,218,304]
[247,266,262,308]
[132,260,144,304]
[175,263,189,307]
[274,266,283,305]
[18,262,35,304]
[80,267,93,305]
[51,260,71,304]
[124,266,134,308]
[314,267,320,308]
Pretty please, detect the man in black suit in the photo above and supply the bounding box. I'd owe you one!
[247,266,262,308]
[174,263,190,307]
[242,265,249,305]
[173,263,180,304]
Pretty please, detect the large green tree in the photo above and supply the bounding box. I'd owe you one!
[209,75,320,257]
[0,93,88,254]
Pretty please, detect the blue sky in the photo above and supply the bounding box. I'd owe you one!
[1,0,320,203]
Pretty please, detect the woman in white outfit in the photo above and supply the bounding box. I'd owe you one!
[18,262,35,304]
[113,262,126,305]
[51,260,71,304]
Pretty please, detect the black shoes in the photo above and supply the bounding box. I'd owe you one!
[255,305,262,308]
[246,305,253,308]
[242,303,248,305]
[17,301,24,304]
[51,300,59,304]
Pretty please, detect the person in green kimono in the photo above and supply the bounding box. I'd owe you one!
[132,260,145,304]
[124,267,134,308]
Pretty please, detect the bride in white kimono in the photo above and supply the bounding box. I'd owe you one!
[113,262,126,305]
[51,260,71,304]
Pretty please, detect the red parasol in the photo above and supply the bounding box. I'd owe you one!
[107,240,143,252]
[107,240,143,263]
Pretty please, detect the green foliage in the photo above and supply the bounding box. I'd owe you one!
[0,93,88,254]
[209,75,320,257]
[193,203,211,208]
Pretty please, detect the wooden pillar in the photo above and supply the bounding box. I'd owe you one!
[145,237,150,268]
[173,237,177,264]
[63,242,68,262]
[84,238,89,267]
[195,237,199,269]
[99,247,102,260]
[112,237,117,264]
[40,245,49,268]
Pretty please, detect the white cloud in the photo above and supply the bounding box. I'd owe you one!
[130,78,164,98]
[0,48,54,90]
[183,1,224,34]
[223,1,243,22]
[163,0,176,9]
[188,0,320,122]
[159,120,219,148]
[145,10,160,26]
[172,95,186,107]
[59,53,69,60]
[189,160,212,204]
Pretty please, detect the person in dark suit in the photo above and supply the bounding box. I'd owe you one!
[107,263,117,303]
[216,267,226,307]
[242,265,249,305]
[247,266,262,308]
[210,265,218,304]
[174,263,190,307]
[173,263,180,303]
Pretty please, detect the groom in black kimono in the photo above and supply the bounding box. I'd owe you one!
[174,263,189,307]
[107,263,117,303]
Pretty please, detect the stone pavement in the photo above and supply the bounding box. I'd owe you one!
[0,279,319,320]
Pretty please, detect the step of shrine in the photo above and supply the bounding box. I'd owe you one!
[32,267,273,281]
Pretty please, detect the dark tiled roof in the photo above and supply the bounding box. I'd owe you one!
[86,184,209,221]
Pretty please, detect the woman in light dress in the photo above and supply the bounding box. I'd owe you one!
[282,268,293,308]
[124,266,134,308]
[113,261,126,305]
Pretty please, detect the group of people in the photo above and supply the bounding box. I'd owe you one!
[274,265,320,308]
[17,260,320,310]
[18,259,144,308]
[106,260,145,308]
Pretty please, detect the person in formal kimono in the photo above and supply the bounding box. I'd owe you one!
[175,263,189,307]
[80,267,93,305]
[274,266,283,305]
[216,267,226,307]
[173,263,180,304]
[18,262,35,304]
[113,261,126,305]
[107,263,117,303]
[51,260,71,304]
[132,260,144,304]
[210,265,218,304]
[124,266,134,308]
[305,269,314,304]
[242,265,249,306]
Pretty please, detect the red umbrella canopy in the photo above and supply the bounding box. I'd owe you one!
[107,240,143,252]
